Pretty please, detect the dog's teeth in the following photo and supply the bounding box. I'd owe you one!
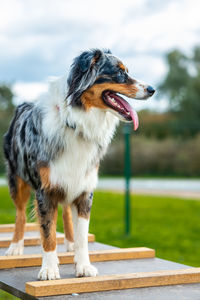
[107,96,120,107]
[110,98,118,106]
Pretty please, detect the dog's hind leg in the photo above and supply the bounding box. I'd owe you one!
[36,189,60,280]
[71,192,98,277]
[5,177,31,256]
[62,205,74,252]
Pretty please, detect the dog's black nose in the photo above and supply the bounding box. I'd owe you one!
[147,86,155,96]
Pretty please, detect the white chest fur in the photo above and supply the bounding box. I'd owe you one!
[40,87,119,203]
[49,132,99,203]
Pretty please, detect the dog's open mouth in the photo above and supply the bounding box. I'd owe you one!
[102,91,139,131]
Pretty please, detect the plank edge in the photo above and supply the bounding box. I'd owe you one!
[25,268,200,297]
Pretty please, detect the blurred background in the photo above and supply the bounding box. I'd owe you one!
[0,1,200,298]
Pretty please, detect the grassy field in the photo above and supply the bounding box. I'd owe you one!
[0,186,200,299]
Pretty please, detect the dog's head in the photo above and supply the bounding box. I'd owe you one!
[67,49,155,130]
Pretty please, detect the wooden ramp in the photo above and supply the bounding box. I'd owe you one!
[26,268,200,297]
[1,224,200,299]
[0,233,95,247]
[0,222,39,232]
[0,247,155,269]
[0,223,95,247]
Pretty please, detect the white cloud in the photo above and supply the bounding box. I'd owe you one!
[0,0,200,111]
[13,82,48,105]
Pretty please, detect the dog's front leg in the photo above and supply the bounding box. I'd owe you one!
[62,205,74,251]
[36,189,60,280]
[71,192,98,277]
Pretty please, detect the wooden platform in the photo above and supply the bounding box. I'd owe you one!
[26,268,200,297]
[0,223,95,247]
[0,247,155,269]
[1,224,200,299]
[0,223,39,233]
[0,233,95,248]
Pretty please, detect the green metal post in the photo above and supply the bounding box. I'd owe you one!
[123,123,131,235]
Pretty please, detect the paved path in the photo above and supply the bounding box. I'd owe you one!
[97,178,200,199]
[1,178,200,199]
[0,178,6,185]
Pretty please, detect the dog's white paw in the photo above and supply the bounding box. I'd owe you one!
[38,265,60,280]
[76,263,98,277]
[64,238,74,252]
[38,249,60,280]
[5,240,24,256]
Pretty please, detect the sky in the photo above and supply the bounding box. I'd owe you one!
[0,0,200,111]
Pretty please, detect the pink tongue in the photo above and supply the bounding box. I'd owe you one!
[130,109,139,131]
[114,94,139,131]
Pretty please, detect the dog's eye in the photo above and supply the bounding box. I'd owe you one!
[116,70,125,82]
[117,70,124,76]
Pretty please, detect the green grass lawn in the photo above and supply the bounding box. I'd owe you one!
[0,186,200,299]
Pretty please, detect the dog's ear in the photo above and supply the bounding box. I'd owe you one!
[79,49,103,72]
[67,49,106,106]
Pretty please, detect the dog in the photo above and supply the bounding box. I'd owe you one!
[3,49,155,280]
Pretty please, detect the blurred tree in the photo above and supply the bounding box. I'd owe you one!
[100,134,200,177]
[138,110,175,139]
[0,84,15,174]
[159,47,200,136]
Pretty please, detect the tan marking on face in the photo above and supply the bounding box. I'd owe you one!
[118,62,126,71]
[39,166,51,189]
[118,62,128,73]
[12,177,31,243]
[81,82,139,110]
[81,86,108,111]
[62,205,74,242]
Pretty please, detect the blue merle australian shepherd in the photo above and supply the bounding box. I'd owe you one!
[3,49,155,280]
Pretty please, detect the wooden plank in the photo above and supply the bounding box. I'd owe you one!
[0,234,63,248]
[0,247,155,269]
[88,233,95,242]
[0,233,95,248]
[26,268,200,297]
[0,223,39,232]
[0,224,95,241]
